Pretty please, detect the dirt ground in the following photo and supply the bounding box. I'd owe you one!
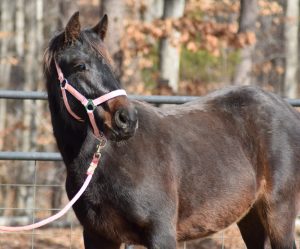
[1,224,300,249]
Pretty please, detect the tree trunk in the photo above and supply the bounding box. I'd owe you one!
[0,0,14,150]
[33,0,44,138]
[143,0,164,22]
[16,0,37,217]
[0,0,15,218]
[100,0,126,80]
[233,0,258,85]
[16,0,25,57]
[284,0,299,98]
[57,0,79,30]
[159,0,185,93]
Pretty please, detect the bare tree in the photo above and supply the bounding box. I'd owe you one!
[159,0,185,93]
[0,0,16,218]
[143,0,164,22]
[16,0,25,57]
[233,0,258,85]
[284,0,299,98]
[16,0,38,217]
[57,0,79,30]
[100,0,126,80]
[0,0,14,150]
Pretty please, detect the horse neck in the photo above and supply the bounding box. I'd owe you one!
[46,73,92,171]
[46,77,161,176]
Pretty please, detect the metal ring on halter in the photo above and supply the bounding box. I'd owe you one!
[85,99,96,112]
[60,79,68,89]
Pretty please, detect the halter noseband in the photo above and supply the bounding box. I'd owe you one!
[55,60,127,138]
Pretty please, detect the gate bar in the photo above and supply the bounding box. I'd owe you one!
[0,152,62,161]
[2,90,300,106]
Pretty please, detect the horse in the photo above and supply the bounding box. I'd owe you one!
[43,12,300,249]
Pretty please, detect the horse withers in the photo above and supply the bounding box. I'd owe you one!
[44,12,300,249]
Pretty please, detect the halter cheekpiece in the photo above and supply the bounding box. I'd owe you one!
[54,60,127,138]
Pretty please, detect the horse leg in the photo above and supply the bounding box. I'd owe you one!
[146,222,177,249]
[83,230,121,249]
[260,197,297,249]
[237,205,267,249]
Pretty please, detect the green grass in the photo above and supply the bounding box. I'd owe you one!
[141,45,160,89]
[180,47,240,84]
[140,42,241,90]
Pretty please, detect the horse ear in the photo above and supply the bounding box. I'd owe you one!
[92,14,108,40]
[65,11,81,44]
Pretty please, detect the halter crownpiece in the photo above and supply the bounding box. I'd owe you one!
[54,60,127,138]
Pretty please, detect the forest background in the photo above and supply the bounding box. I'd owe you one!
[0,0,298,247]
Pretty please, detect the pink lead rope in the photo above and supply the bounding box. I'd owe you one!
[0,146,102,232]
[0,175,93,232]
[0,60,127,232]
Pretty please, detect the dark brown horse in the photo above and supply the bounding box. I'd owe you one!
[44,12,300,249]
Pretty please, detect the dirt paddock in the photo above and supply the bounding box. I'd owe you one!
[1,223,299,249]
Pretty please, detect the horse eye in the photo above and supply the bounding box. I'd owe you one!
[74,63,86,71]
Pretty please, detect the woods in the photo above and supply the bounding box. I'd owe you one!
[0,0,299,235]
[233,0,258,85]
[284,0,299,98]
[159,0,185,92]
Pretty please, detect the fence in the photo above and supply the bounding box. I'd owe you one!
[0,90,300,249]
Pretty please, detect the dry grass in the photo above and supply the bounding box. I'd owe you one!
[1,222,300,249]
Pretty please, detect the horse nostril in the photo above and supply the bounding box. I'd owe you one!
[115,109,129,129]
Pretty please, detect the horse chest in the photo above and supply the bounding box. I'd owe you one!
[66,176,145,244]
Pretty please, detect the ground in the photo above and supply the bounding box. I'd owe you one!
[1,224,300,249]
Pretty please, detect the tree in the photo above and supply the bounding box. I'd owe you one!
[0,0,16,218]
[100,0,126,80]
[142,0,164,22]
[284,0,299,98]
[233,0,258,85]
[57,0,78,29]
[17,0,42,217]
[159,0,185,93]
[0,0,15,151]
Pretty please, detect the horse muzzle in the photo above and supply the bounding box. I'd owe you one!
[112,106,138,141]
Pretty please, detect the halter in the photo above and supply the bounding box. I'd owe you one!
[55,60,127,138]
[0,60,127,232]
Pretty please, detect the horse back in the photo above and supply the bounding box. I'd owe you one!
[199,86,300,194]
[154,86,300,240]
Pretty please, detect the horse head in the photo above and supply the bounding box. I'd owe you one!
[44,12,138,141]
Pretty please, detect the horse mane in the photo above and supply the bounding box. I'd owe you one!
[43,31,64,78]
[43,29,115,78]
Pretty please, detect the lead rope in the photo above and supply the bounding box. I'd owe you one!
[0,139,105,232]
[0,60,112,232]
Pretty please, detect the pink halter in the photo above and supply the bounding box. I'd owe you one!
[55,60,127,138]
[0,60,127,232]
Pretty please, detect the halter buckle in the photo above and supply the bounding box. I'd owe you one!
[85,99,96,112]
